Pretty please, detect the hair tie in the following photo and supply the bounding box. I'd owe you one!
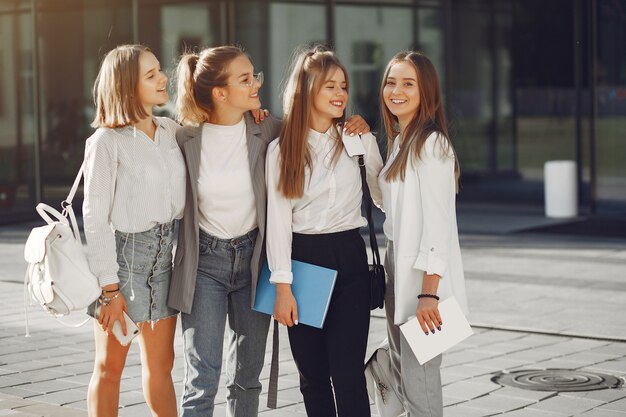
[188,54,199,78]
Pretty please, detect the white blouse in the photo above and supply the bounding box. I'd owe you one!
[82,117,186,287]
[265,128,383,284]
[197,118,257,239]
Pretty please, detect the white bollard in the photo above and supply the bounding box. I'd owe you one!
[544,160,578,218]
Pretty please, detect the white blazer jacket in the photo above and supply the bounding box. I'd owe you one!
[387,132,468,325]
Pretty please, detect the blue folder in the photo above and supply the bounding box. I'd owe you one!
[253,260,338,329]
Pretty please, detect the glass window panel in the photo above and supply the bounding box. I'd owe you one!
[595,0,626,214]
[138,0,224,116]
[234,0,326,115]
[267,2,326,115]
[335,5,413,130]
[495,9,514,172]
[416,7,445,80]
[449,0,492,172]
[337,0,412,6]
[0,2,36,216]
[234,0,271,111]
[513,0,576,184]
[36,0,133,204]
[0,0,29,13]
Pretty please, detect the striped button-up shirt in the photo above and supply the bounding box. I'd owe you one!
[82,117,186,287]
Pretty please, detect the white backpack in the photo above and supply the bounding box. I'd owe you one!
[23,163,101,329]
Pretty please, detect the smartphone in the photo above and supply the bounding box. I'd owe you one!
[95,305,141,346]
[342,131,367,157]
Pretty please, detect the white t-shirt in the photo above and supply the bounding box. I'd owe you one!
[197,118,257,239]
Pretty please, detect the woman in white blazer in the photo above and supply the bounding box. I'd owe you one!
[376,51,468,417]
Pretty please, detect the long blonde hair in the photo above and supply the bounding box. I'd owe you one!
[278,45,349,199]
[175,46,246,125]
[380,51,459,189]
[91,44,151,128]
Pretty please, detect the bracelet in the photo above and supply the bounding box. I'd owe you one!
[100,292,120,306]
[102,288,120,294]
[417,294,440,301]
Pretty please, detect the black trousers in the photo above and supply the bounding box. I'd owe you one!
[288,229,371,417]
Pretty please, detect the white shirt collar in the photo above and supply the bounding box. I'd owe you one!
[307,126,339,149]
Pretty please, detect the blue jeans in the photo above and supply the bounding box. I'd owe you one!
[180,228,270,417]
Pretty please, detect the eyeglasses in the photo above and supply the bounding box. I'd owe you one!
[227,72,264,89]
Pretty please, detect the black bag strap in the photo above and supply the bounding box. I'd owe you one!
[267,319,280,408]
[358,155,381,268]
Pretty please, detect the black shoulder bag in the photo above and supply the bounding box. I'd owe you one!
[358,155,386,310]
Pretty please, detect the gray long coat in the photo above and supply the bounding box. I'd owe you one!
[168,113,282,314]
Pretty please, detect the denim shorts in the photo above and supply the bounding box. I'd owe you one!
[88,221,179,323]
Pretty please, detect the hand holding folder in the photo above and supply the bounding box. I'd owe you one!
[261,260,338,410]
[400,296,473,364]
[253,260,338,329]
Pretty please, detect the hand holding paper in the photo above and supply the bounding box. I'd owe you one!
[400,296,473,365]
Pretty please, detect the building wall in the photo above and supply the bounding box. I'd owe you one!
[0,0,624,222]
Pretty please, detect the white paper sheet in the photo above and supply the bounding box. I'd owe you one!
[400,296,473,365]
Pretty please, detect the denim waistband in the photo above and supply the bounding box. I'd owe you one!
[117,220,177,241]
[199,228,258,250]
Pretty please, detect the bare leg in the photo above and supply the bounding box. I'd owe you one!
[88,320,132,417]
[136,316,178,417]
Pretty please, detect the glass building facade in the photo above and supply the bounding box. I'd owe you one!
[0,0,625,222]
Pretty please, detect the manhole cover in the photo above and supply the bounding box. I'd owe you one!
[492,369,623,392]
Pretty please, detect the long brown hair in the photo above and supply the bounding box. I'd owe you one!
[380,51,459,189]
[91,44,151,128]
[175,45,246,125]
[278,45,348,199]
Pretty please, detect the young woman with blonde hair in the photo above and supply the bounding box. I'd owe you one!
[377,50,468,416]
[84,44,184,417]
[170,45,370,417]
[266,45,383,417]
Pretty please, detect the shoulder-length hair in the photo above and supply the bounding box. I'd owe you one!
[91,44,151,128]
[380,51,460,189]
[278,45,348,199]
[175,45,246,125]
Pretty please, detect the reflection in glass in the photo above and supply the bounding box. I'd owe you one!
[416,7,444,80]
[139,0,223,118]
[335,5,413,129]
[233,0,327,115]
[495,9,514,172]
[513,0,576,184]
[596,0,626,213]
[37,0,133,204]
[268,3,326,115]
[0,4,36,214]
[449,0,492,173]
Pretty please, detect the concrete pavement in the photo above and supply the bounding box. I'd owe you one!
[1,212,626,416]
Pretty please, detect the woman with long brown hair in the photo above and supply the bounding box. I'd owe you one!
[377,50,468,416]
[265,45,383,417]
